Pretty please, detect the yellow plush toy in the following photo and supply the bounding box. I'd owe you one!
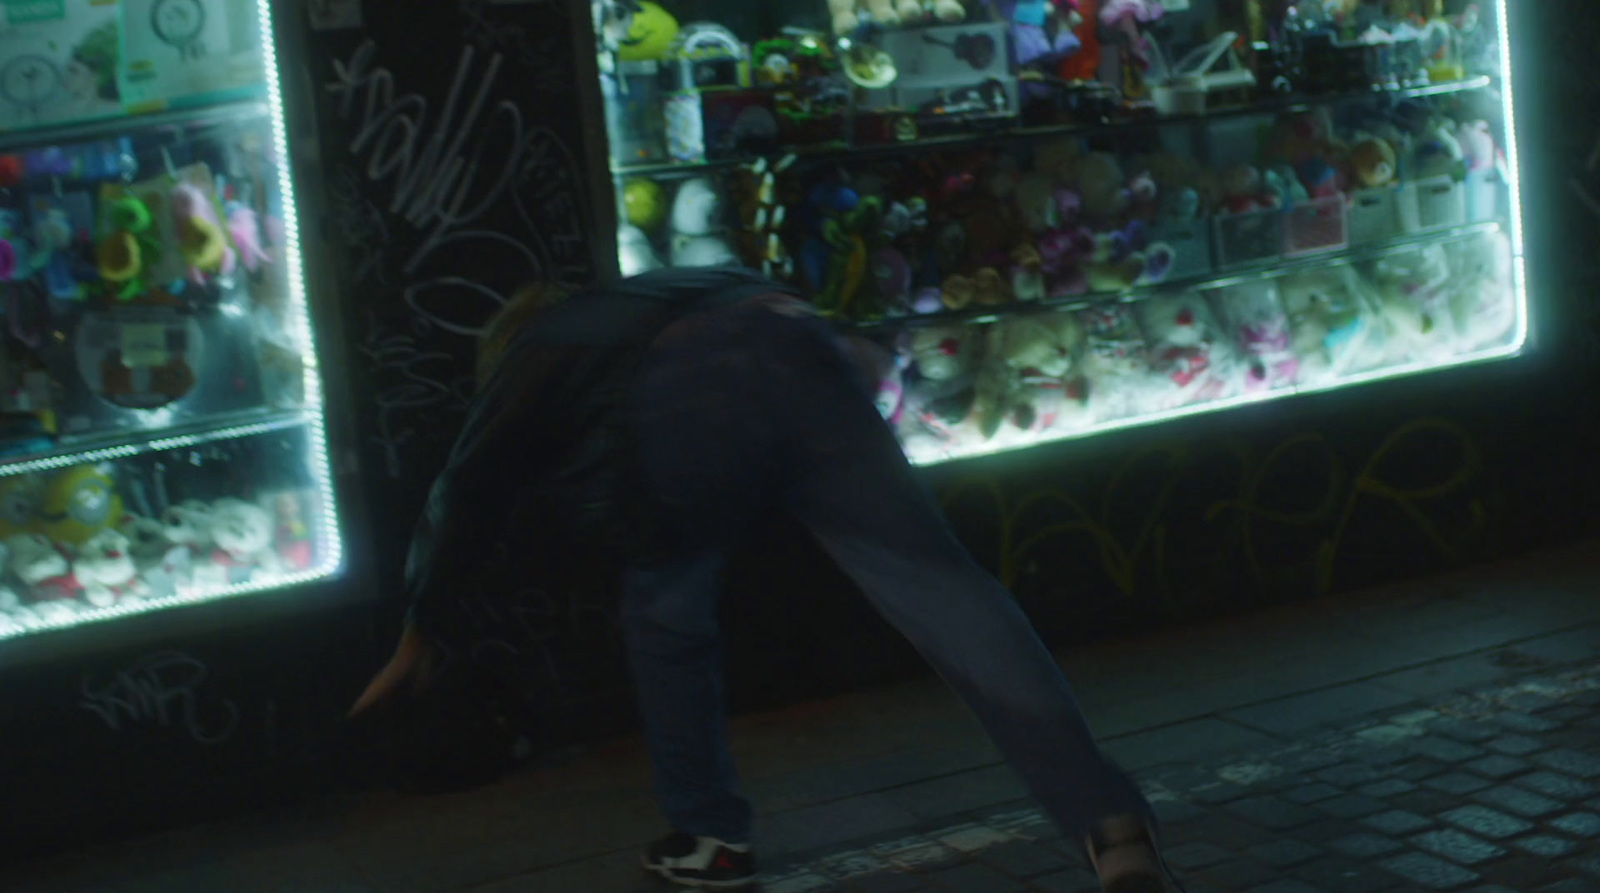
[36,465,124,547]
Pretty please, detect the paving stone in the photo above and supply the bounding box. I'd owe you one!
[1511,834,1580,858]
[920,861,1015,893]
[1407,829,1506,865]
[1275,749,1344,772]
[1428,718,1502,743]
[1568,853,1600,876]
[1388,790,1463,817]
[973,841,1069,880]
[1513,771,1598,802]
[1227,796,1324,830]
[1196,859,1279,890]
[1408,738,1489,764]
[1463,755,1531,780]
[1533,749,1600,779]
[1543,705,1592,723]
[1362,810,1436,835]
[1151,798,1206,824]
[1189,813,1277,850]
[1159,841,1232,871]
[1423,773,1495,795]
[1472,785,1564,818]
[1326,833,1406,859]
[1243,881,1322,893]
[1356,779,1418,799]
[1549,811,1600,838]
[1315,764,1389,788]
[1495,712,1561,733]
[1315,794,1390,819]
[1223,683,1417,735]
[1536,881,1596,893]
[1461,886,1519,893]
[1351,745,1413,766]
[1291,855,1408,893]
[1478,854,1564,891]
[1026,868,1100,893]
[1243,839,1322,869]
[1438,805,1536,839]
[845,872,930,893]
[1391,759,1452,782]
[1378,852,1481,888]
[1284,783,1345,804]
[1484,735,1547,756]
[1188,782,1253,805]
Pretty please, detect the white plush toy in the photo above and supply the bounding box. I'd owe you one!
[209,499,281,579]
[73,528,140,608]
[619,224,664,276]
[6,532,67,587]
[1138,292,1238,410]
[670,178,738,268]
[162,500,215,551]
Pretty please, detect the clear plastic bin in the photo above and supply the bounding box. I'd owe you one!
[1212,207,1286,268]
[1286,194,1349,256]
[1464,170,1502,223]
[1150,218,1214,281]
[1347,187,1402,245]
[1399,175,1468,233]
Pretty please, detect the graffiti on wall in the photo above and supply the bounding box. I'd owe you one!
[939,417,1489,611]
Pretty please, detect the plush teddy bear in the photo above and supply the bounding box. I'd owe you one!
[1279,265,1380,385]
[900,324,984,451]
[1444,229,1515,351]
[831,0,933,33]
[1215,280,1301,392]
[1072,152,1134,223]
[120,513,189,599]
[72,528,141,608]
[161,500,215,552]
[1138,291,1238,409]
[1370,244,1456,361]
[200,498,282,587]
[671,177,739,268]
[1076,304,1156,420]
[6,532,76,602]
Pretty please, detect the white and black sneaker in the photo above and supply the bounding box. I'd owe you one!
[641,832,757,889]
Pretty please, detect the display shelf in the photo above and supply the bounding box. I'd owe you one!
[850,219,1504,333]
[0,407,309,476]
[0,96,270,154]
[610,76,1494,179]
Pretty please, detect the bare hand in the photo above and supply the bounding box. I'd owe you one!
[350,624,432,717]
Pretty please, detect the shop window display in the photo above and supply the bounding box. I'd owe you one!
[598,0,1524,465]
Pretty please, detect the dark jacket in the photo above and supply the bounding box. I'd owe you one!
[405,268,800,636]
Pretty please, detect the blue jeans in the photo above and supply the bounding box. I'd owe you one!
[620,300,1154,845]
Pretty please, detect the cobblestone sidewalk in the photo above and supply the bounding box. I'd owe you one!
[751,658,1600,893]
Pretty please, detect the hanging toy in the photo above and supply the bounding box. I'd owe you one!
[225,202,270,274]
[31,209,92,300]
[171,182,236,283]
[0,210,33,283]
[96,197,160,301]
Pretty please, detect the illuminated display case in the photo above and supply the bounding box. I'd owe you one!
[0,0,339,642]
[593,0,1526,466]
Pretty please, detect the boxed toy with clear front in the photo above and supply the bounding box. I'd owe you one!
[119,0,264,110]
[0,0,121,132]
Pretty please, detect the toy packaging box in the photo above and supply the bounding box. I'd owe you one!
[0,0,122,132]
[119,0,263,110]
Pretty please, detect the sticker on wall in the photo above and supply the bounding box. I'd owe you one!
[308,0,362,30]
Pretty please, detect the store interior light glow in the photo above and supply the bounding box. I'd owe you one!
[0,1,347,642]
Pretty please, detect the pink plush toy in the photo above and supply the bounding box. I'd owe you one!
[171,182,237,283]
[1099,0,1164,70]
[227,202,272,274]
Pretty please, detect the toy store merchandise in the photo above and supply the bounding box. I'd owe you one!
[0,0,342,646]
[591,1,1527,465]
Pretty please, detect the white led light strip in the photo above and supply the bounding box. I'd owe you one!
[253,0,343,578]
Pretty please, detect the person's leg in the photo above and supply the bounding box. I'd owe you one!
[765,319,1163,872]
[618,304,783,855]
[620,551,751,842]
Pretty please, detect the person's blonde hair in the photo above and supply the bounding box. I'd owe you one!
[476,282,569,386]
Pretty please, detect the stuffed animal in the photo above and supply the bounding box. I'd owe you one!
[1456,120,1497,176]
[6,531,74,601]
[620,224,666,276]
[1010,244,1048,301]
[670,178,738,268]
[902,324,983,446]
[981,311,1094,435]
[171,182,237,285]
[37,465,123,547]
[1076,304,1156,420]
[1219,165,1279,214]
[1279,265,1380,385]
[831,0,930,33]
[1138,292,1238,408]
[161,500,215,552]
[1072,152,1134,223]
[1443,229,1515,351]
[72,528,140,607]
[208,498,281,583]
[999,0,1085,68]
[1216,281,1300,392]
[1349,137,1399,189]
[1370,244,1456,360]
